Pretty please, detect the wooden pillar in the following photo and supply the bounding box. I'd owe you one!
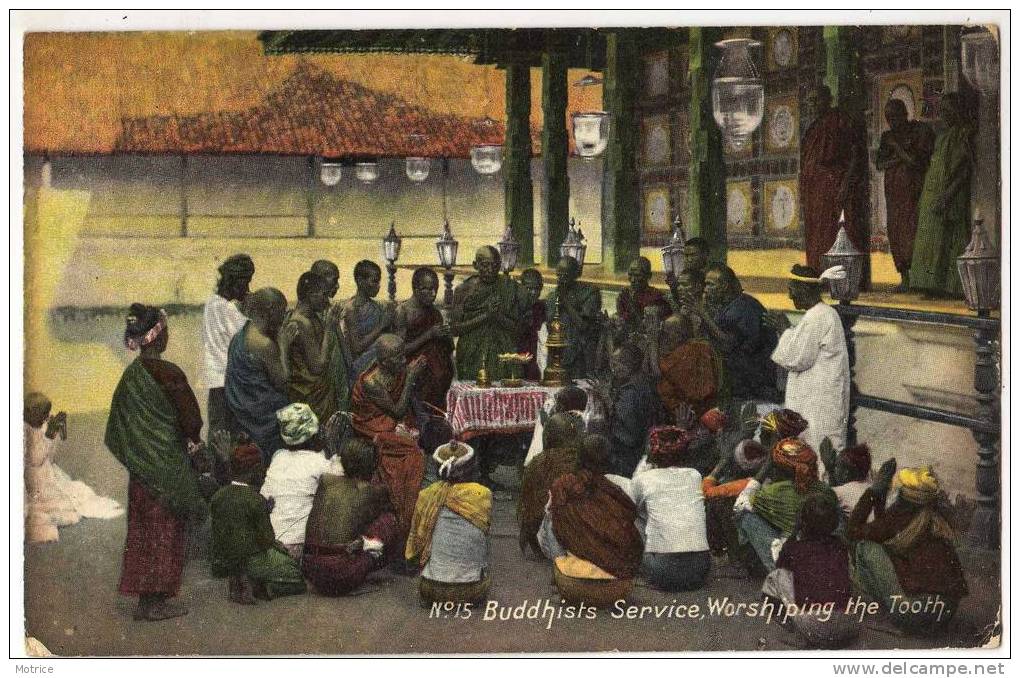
[823,26,865,112]
[601,29,640,274]
[688,27,727,264]
[504,62,534,266]
[542,50,569,266]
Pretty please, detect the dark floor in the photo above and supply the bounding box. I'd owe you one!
[23,412,1002,656]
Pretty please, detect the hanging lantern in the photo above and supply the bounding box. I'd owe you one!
[961,27,999,96]
[712,38,765,151]
[660,215,687,277]
[383,222,402,263]
[497,225,521,274]
[957,209,1000,312]
[405,157,431,182]
[572,112,610,159]
[355,162,379,184]
[436,219,459,270]
[560,218,588,272]
[821,212,865,302]
[319,160,343,186]
[471,144,503,175]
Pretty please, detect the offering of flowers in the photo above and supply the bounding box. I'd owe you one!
[497,353,532,387]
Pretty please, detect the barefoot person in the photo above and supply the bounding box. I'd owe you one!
[283,272,344,423]
[105,304,208,621]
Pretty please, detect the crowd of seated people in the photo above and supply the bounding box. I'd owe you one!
[97,249,969,649]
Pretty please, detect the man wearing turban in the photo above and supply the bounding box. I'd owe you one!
[771,265,851,459]
[259,403,344,560]
[733,438,839,573]
[848,464,968,632]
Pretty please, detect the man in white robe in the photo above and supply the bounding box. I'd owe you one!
[203,254,254,438]
[771,266,850,463]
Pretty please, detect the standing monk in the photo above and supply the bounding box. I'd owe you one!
[393,267,454,413]
[546,256,603,380]
[201,254,253,437]
[350,334,428,546]
[342,260,394,378]
[517,268,547,382]
[909,94,975,297]
[800,85,871,287]
[225,288,296,463]
[617,256,672,332]
[106,304,208,621]
[449,246,522,381]
[875,99,935,291]
[282,272,343,423]
[311,259,355,413]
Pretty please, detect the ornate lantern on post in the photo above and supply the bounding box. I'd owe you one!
[821,212,865,304]
[497,224,521,275]
[471,144,503,175]
[559,218,588,273]
[961,27,999,96]
[355,162,379,184]
[712,38,765,151]
[436,219,459,307]
[660,214,687,281]
[319,159,343,186]
[957,210,1000,315]
[382,222,402,302]
[571,112,610,159]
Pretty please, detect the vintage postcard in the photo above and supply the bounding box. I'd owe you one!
[12,10,1008,665]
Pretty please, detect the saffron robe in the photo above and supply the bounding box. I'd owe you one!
[877,121,935,273]
[657,339,719,416]
[800,108,871,286]
[517,446,579,555]
[616,286,672,327]
[452,275,521,381]
[403,304,454,411]
[350,366,424,540]
[285,310,337,424]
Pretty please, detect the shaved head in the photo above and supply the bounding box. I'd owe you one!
[375,333,405,360]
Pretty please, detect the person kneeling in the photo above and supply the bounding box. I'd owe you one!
[539,435,644,607]
[762,495,859,648]
[302,438,398,596]
[210,445,306,604]
[631,427,711,592]
[407,442,493,606]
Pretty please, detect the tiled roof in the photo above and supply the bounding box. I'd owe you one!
[114,61,537,158]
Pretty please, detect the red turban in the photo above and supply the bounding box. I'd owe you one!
[699,408,728,433]
[648,426,693,468]
[772,437,818,493]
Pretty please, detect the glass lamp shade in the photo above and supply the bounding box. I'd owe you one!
[319,161,343,186]
[821,216,865,302]
[560,221,588,272]
[355,162,379,184]
[712,39,765,151]
[661,221,687,276]
[497,225,521,273]
[436,220,459,269]
[572,112,610,159]
[405,157,431,182]
[961,28,999,96]
[471,145,503,175]
[383,222,403,263]
[957,213,1000,311]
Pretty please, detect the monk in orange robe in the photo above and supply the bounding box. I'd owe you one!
[350,334,427,545]
[648,313,720,417]
[800,85,871,288]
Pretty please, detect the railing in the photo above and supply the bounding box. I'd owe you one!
[834,302,1001,551]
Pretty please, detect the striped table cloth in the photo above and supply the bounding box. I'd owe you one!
[445,381,558,440]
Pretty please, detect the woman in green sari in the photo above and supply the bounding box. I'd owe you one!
[908,94,976,297]
[105,304,208,621]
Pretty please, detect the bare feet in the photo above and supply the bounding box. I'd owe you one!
[133,596,188,621]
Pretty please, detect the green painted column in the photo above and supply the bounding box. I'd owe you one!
[601,29,641,274]
[542,50,569,266]
[504,62,534,266]
[687,27,727,265]
[823,26,865,112]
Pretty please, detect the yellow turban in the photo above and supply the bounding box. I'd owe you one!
[896,466,941,505]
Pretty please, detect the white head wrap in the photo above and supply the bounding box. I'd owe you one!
[433,441,476,480]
